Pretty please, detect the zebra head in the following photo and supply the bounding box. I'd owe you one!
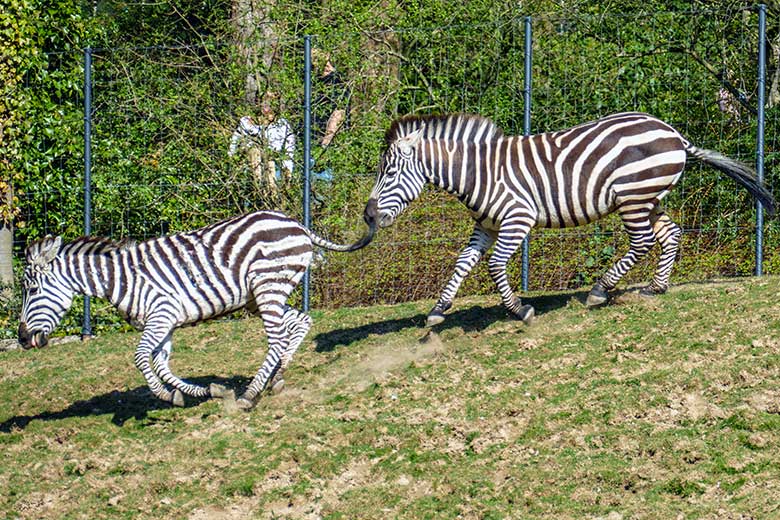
[365,123,427,228]
[18,236,72,349]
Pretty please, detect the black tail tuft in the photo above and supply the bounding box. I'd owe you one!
[307,219,376,252]
[687,145,776,216]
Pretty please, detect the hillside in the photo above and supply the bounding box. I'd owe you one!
[2,277,779,519]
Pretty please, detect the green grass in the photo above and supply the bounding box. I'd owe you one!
[2,277,780,519]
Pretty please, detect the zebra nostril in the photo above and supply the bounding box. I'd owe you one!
[364,198,378,225]
[18,322,34,349]
[378,212,395,228]
[18,322,28,341]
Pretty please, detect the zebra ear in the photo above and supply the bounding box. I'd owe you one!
[396,126,425,154]
[30,235,62,265]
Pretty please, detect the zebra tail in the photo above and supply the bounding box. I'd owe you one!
[307,220,376,252]
[687,145,776,216]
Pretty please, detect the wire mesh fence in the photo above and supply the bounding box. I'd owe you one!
[5,6,779,337]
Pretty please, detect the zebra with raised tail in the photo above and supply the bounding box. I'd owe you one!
[362,112,775,326]
[18,211,375,410]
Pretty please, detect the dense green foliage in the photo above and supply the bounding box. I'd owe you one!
[4,1,93,228]
[3,1,779,337]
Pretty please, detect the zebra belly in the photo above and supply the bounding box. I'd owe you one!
[161,261,246,326]
[176,282,246,325]
[537,198,617,229]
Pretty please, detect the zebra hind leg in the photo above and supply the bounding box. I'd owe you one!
[640,212,682,296]
[236,267,309,410]
[587,212,655,307]
[238,347,281,410]
[237,312,285,410]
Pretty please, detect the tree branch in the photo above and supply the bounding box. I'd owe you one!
[618,45,757,115]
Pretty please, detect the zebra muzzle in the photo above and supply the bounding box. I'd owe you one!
[364,197,394,228]
[18,323,48,350]
[379,214,395,228]
[364,198,378,226]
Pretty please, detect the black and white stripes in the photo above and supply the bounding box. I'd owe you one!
[365,112,775,325]
[18,211,369,409]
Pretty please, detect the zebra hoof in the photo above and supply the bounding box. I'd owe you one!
[586,283,609,307]
[426,302,452,327]
[426,313,445,327]
[236,397,255,411]
[512,304,535,325]
[639,285,666,297]
[270,378,286,395]
[209,383,228,398]
[172,389,185,407]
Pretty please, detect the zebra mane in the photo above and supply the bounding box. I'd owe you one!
[384,113,504,147]
[63,236,136,256]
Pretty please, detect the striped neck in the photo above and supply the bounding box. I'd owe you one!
[58,237,122,299]
[421,140,477,201]
[386,113,503,206]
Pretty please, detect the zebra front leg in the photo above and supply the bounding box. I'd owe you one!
[488,218,535,324]
[151,334,211,404]
[587,212,655,307]
[135,321,181,405]
[640,212,682,296]
[427,225,494,326]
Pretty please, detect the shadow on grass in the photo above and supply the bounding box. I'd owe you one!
[313,288,594,353]
[3,283,670,431]
[0,375,250,432]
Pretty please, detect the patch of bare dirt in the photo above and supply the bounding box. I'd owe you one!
[188,499,260,520]
[349,331,445,390]
[745,389,780,414]
[14,490,72,520]
[612,290,663,309]
[187,458,321,519]
[1,335,80,352]
[638,390,726,430]
[0,338,19,351]
[287,331,447,402]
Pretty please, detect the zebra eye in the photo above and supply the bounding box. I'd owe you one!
[25,275,42,294]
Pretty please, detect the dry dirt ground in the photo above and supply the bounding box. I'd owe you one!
[2,278,780,519]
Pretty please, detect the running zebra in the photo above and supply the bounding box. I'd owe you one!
[18,211,374,410]
[362,112,775,326]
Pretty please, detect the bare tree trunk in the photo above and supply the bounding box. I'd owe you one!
[232,0,280,195]
[0,185,13,304]
[233,0,278,106]
[361,31,401,118]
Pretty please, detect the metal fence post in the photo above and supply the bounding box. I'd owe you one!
[303,36,312,311]
[755,4,766,276]
[82,46,93,339]
[521,16,532,292]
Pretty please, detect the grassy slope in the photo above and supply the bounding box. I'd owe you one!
[1,277,780,519]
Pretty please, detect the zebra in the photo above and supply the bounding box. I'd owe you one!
[362,112,776,326]
[17,211,374,410]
